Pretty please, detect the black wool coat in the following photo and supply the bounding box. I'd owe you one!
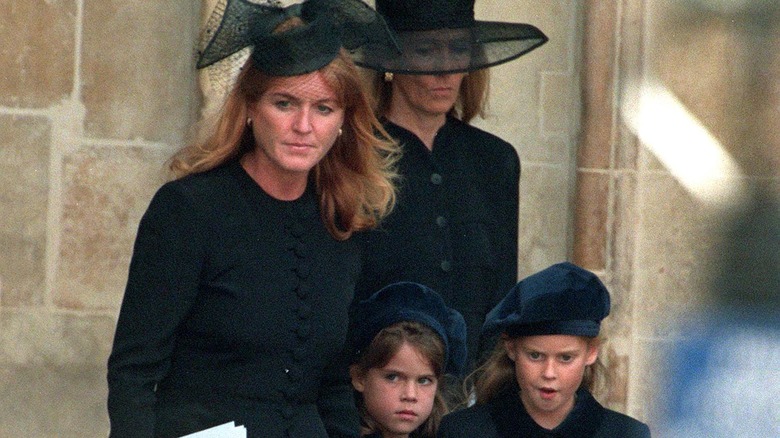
[355,117,520,369]
[107,160,360,438]
[438,387,651,438]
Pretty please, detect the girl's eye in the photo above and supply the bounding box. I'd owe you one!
[559,354,574,363]
[528,352,542,360]
[384,373,399,382]
[418,376,435,385]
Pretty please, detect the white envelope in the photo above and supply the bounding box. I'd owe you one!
[179,421,247,438]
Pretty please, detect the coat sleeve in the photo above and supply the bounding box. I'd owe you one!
[437,407,496,438]
[477,142,520,363]
[492,143,520,306]
[316,343,361,438]
[106,183,205,437]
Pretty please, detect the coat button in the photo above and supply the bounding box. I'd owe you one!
[297,323,311,338]
[297,303,312,319]
[430,173,443,185]
[440,260,452,272]
[296,284,311,299]
[436,216,447,227]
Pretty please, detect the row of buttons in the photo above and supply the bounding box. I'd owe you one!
[431,172,451,272]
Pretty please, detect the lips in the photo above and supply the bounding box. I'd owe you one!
[539,388,557,400]
[286,142,313,148]
[396,410,418,420]
[430,87,452,95]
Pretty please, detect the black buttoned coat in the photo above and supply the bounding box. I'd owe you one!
[107,160,360,438]
[355,117,520,369]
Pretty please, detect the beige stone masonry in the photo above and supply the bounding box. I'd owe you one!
[1,1,200,435]
[1,1,76,108]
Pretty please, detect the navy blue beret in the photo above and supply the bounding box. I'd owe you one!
[350,281,468,376]
[483,262,611,338]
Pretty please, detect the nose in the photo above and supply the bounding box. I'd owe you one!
[401,381,418,402]
[292,107,313,134]
[542,360,557,380]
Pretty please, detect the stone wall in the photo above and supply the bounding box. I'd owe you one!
[575,0,780,424]
[0,1,199,436]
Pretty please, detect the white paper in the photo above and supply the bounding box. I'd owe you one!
[179,421,247,438]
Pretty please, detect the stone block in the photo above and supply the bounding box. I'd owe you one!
[572,171,609,271]
[606,173,639,339]
[81,1,200,143]
[580,0,618,171]
[540,72,575,136]
[0,365,108,438]
[0,115,49,306]
[627,338,671,426]
[517,164,571,277]
[57,145,169,311]
[472,1,574,167]
[633,174,722,338]
[0,311,114,366]
[0,1,76,107]
[599,339,629,412]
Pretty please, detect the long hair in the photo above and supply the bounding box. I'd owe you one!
[170,17,399,240]
[351,321,449,438]
[366,69,490,124]
[469,335,606,405]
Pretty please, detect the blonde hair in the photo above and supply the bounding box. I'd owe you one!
[468,335,606,405]
[366,69,490,124]
[170,17,399,240]
[351,321,449,438]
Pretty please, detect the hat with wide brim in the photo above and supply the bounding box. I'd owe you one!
[355,0,548,74]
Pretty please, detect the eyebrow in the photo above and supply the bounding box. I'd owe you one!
[523,347,581,356]
[265,91,338,104]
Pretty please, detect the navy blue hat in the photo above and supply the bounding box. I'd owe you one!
[351,281,468,376]
[483,262,611,338]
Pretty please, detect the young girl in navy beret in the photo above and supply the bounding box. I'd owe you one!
[349,282,468,438]
[438,262,650,437]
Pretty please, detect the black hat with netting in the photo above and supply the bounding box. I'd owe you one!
[357,0,548,75]
[197,0,399,76]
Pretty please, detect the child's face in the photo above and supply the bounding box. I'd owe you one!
[504,334,598,429]
[351,342,438,438]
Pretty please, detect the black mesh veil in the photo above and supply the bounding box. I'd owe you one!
[357,0,548,75]
[197,0,399,76]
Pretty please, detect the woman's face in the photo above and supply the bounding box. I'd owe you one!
[247,71,344,181]
[391,72,466,118]
[504,335,598,429]
[351,342,438,438]
[398,28,472,72]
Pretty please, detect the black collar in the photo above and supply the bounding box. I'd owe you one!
[490,386,605,437]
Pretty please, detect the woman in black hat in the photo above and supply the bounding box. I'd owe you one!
[438,262,651,437]
[348,282,467,438]
[352,0,548,373]
[106,1,400,437]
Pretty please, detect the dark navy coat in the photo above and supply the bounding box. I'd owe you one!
[438,387,651,438]
[355,116,520,369]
